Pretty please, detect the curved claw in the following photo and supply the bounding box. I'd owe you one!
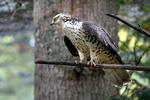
[87,60,96,68]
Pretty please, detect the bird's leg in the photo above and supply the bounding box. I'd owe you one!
[87,59,96,69]
[87,59,105,75]
[88,49,97,69]
[74,51,88,78]
[74,59,84,70]
[74,59,84,78]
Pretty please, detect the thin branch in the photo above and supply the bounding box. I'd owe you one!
[106,14,150,38]
[133,40,138,64]
[136,45,150,65]
[35,60,150,71]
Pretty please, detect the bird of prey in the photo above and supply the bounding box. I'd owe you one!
[50,13,130,86]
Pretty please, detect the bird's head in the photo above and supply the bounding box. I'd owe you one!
[50,13,71,26]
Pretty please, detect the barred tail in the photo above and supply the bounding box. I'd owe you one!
[104,69,130,86]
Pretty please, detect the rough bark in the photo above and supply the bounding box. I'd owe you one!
[34,0,119,100]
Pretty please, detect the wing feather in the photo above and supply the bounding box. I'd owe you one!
[64,36,79,56]
[82,21,123,63]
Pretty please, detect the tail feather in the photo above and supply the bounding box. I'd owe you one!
[104,69,130,86]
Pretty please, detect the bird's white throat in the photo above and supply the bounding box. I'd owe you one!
[62,21,83,37]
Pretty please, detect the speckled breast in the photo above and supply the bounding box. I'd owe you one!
[86,36,119,64]
[63,23,90,57]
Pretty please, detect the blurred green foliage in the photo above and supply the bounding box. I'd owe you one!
[0,0,34,100]
[114,0,150,100]
[0,32,34,100]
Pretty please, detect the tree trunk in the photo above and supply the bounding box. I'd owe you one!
[34,0,119,100]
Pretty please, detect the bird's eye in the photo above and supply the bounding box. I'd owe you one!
[54,17,59,22]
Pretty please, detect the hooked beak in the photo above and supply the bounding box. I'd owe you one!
[50,20,55,26]
[50,22,54,26]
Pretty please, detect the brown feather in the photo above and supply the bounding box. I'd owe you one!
[82,21,123,64]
